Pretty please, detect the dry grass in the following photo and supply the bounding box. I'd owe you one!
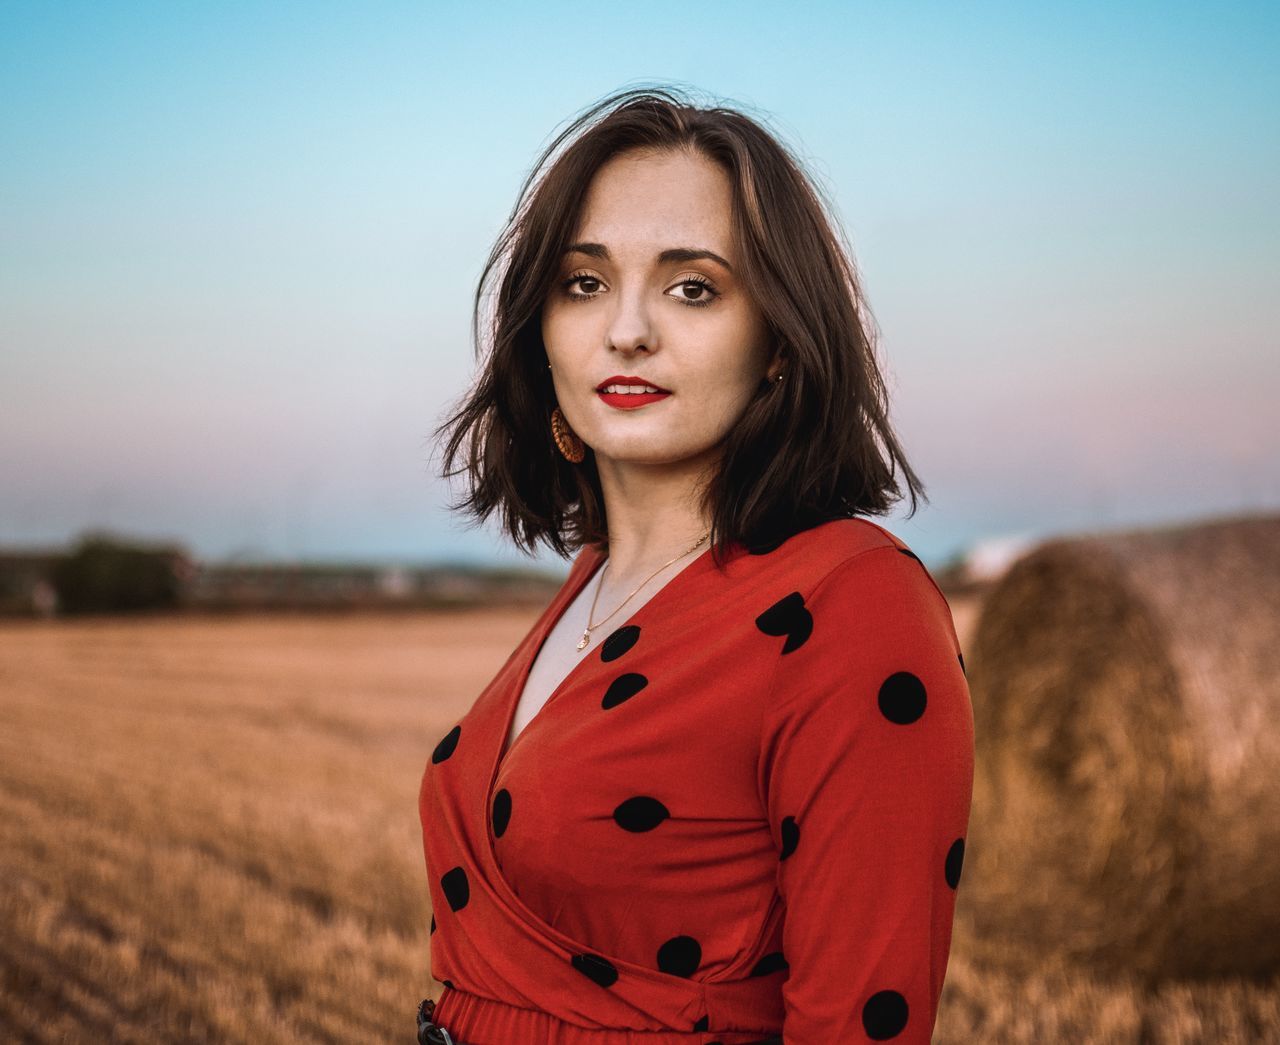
[0,609,529,1043]
[1,600,1277,1043]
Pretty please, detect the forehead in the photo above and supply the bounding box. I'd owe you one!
[573,148,734,255]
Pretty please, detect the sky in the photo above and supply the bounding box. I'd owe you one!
[1,1,1277,572]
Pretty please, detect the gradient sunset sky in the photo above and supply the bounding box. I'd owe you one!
[2,1,1276,570]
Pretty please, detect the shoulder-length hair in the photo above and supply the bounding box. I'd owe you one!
[433,84,926,567]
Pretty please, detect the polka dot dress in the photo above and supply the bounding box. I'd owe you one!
[419,518,974,1044]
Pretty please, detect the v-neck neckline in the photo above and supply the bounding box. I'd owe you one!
[489,540,715,786]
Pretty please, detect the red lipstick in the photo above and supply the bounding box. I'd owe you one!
[595,374,672,410]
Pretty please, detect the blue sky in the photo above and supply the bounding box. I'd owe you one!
[1,1,1277,571]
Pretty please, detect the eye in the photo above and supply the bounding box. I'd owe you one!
[561,271,605,301]
[666,275,720,309]
[558,271,721,308]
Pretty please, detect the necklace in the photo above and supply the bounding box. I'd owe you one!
[576,530,711,651]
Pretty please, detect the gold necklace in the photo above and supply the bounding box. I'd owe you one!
[576,530,710,651]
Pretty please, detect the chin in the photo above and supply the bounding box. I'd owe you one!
[593,436,721,470]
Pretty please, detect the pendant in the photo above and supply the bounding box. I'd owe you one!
[577,629,589,651]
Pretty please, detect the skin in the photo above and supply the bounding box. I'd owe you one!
[541,145,782,595]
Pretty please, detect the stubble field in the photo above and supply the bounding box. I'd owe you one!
[2,600,1277,1043]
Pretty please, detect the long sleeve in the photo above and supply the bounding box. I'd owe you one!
[758,544,974,1043]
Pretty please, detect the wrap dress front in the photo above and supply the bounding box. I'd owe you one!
[418,517,975,1044]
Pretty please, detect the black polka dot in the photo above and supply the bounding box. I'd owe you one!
[429,913,436,935]
[692,1015,710,1031]
[492,788,512,838]
[958,651,966,676]
[862,989,909,1039]
[779,816,800,860]
[571,952,618,987]
[657,935,701,977]
[440,866,469,912]
[613,795,670,832]
[601,625,641,661]
[755,592,813,654]
[878,671,927,724]
[432,725,461,763]
[749,951,789,976]
[442,978,455,991]
[601,672,649,709]
[945,838,965,889]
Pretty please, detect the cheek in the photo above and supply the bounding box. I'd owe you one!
[540,306,561,352]
[681,351,763,425]
[542,295,572,339]
[542,302,595,364]
[711,313,771,389]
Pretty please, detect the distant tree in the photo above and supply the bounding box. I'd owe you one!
[51,533,194,614]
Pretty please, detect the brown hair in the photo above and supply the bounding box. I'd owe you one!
[432,84,927,567]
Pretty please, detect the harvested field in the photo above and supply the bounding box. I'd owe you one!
[2,590,1278,1042]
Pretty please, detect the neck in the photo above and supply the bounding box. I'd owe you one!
[594,456,713,588]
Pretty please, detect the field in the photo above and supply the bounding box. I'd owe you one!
[2,602,1278,1043]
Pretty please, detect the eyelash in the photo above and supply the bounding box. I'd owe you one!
[559,271,720,309]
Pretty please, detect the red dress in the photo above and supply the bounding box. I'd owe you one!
[418,517,974,1044]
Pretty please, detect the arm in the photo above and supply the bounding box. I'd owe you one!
[758,545,974,1043]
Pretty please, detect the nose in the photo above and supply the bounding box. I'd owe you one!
[604,284,655,356]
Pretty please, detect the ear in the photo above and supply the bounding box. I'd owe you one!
[764,342,785,382]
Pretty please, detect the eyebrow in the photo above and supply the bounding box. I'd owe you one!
[563,241,734,273]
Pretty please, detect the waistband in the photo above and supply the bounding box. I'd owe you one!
[418,997,468,1045]
[418,989,782,1045]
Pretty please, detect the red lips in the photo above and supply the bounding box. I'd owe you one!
[594,374,671,392]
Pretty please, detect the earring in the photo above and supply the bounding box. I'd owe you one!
[767,347,785,385]
[550,406,586,463]
[547,362,586,462]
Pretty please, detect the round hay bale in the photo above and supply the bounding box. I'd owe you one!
[964,511,1280,982]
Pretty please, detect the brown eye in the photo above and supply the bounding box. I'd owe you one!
[666,276,719,308]
[562,273,604,300]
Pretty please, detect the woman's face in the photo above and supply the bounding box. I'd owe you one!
[542,147,777,477]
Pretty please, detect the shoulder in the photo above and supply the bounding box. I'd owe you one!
[805,516,912,561]
[754,523,969,730]
[739,518,960,656]
[733,516,930,592]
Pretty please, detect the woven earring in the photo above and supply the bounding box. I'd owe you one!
[550,406,586,463]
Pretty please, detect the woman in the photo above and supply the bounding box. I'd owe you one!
[417,86,974,1045]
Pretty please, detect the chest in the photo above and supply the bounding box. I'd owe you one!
[507,621,590,751]
[504,558,703,756]
[505,572,612,754]
[487,595,782,899]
